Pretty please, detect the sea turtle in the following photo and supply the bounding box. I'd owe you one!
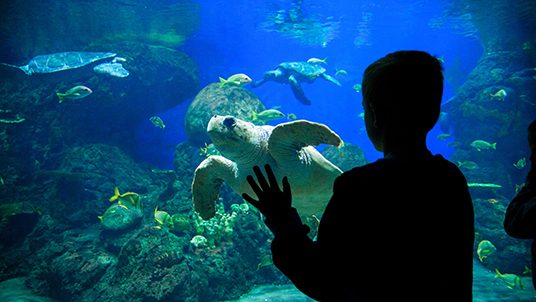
[252,61,341,105]
[1,51,116,75]
[192,115,343,220]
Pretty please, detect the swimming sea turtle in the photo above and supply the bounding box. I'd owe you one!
[1,51,116,75]
[192,115,343,220]
[252,61,341,105]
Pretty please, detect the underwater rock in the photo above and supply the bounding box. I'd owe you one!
[0,202,40,248]
[0,0,200,59]
[443,49,535,274]
[99,203,142,232]
[184,83,265,145]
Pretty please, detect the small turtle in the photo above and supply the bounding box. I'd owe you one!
[192,115,343,220]
[252,61,341,105]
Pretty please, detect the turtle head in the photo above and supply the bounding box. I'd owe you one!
[263,69,281,80]
[207,115,260,160]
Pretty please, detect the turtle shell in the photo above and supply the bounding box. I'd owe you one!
[278,62,326,77]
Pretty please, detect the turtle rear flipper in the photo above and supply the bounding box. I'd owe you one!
[192,156,237,220]
[321,73,341,86]
[289,74,311,105]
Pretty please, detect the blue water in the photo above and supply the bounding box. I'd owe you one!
[2,1,535,301]
[137,0,483,168]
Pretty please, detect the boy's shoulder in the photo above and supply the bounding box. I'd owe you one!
[338,155,463,181]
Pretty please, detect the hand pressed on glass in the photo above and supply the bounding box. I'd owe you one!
[242,164,292,219]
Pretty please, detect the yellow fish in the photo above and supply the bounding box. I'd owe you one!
[149,116,165,129]
[489,89,507,100]
[219,73,252,88]
[335,68,348,76]
[477,240,496,262]
[495,268,524,289]
[251,109,286,124]
[513,157,527,169]
[56,85,92,103]
[306,57,327,65]
[470,139,496,151]
[154,207,172,226]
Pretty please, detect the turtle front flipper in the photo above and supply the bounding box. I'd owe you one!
[268,120,342,160]
[321,73,341,86]
[192,155,237,220]
[288,74,311,105]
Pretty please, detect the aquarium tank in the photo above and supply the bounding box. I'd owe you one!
[0,0,535,301]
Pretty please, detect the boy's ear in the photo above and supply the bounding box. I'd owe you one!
[369,105,380,128]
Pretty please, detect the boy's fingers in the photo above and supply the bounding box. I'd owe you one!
[253,165,270,190]
[242,193,260,209]
[265,164,279,189]
[246,175,263,198]
[282,176,291,195]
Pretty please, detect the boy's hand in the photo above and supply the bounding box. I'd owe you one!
[242,164,292,219]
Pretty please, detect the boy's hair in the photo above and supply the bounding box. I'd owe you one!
[362,50,444,133]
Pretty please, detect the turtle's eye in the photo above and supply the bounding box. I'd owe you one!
[223,117,236,129]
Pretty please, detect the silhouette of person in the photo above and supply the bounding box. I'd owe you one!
[243,50,475,301]
[504,119,536,289]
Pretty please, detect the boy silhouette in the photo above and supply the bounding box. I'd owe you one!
[243,50,475,301]
[504,119,536,289]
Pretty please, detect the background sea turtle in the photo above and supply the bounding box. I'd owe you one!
[192,115,343,220]
[1,51,116,75]
[252,61,341,105]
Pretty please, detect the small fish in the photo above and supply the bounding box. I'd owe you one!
[335,68,348,76]
[256,254,274,270]
[436,133,451,141]
[477,240,496,262]
[513,157,527,169]
[287,113,297,120]
[353,83,362,93]
[523,265,532,275]
[486,198,499,205]
[447,141,461,148]
[494,268,524,289]
[457,161,479,170]
[467,183,502,188]
[219,73,252,88]
[470,139,497,151]
[357,112,365,119]
[489,89,507,100]
[154,206,171,226]
[307,57,327,65]
[149,116,166,129]
[251,109,286,124]
[112,57,127,63]
[56,85,92,103]
[199,143,221,157]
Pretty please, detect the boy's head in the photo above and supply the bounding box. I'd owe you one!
[362,51,444,143]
